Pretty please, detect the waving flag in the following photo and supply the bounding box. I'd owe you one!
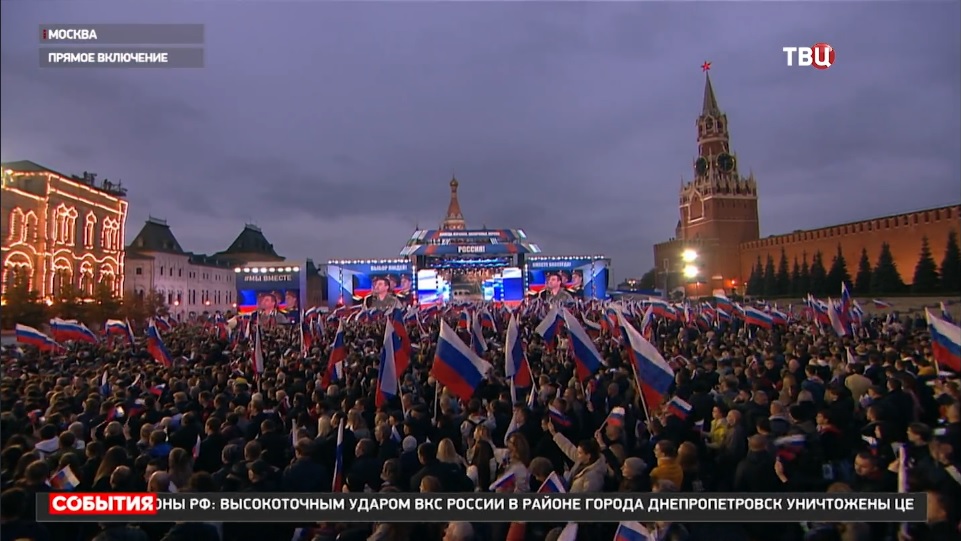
[537,471,566,493]
[561,309,604,381]
[768,307,788,326]
[605,406,626,427]
[489,471,516,492]
[469,312,488,358]
[322,320,347,388]
[872,299,893,309]
[49,466,81,491]
[145,321,173,367]
[376,321,400,408]
[614,522,655,541]
[251,324,265,375]
[431,321,493,401]
[105,319,133,345]
[548,405,572,429]
[827,299,851,337]
[941,302,955,324]
[50,318,98,344]
[926,308,961,373]
[649,299,677,320]
[390,308,412,375]
[667,396,692,420]
[15,324,59,351]
[774,434,807,461]
[457,310,470,330]
[743,307,773,329]
[478,307,497,331]
[618,311,674,408]
[582,317,602,339]
[332,421,345,492]
[535,306,563,344]
[505,314,533,396]
[715,292,733,313]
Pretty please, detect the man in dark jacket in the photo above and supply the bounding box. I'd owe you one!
[283,438,330,492]
[410,442,471,492]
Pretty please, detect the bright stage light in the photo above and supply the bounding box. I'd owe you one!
[683,265,699,279]
[681,249,698,263]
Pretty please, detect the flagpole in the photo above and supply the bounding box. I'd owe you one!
[509,378,516,406]
[432,379,440,423]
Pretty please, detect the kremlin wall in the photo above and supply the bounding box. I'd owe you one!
[653,72,960,295]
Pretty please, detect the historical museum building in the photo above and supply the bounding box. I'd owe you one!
[654,73,959,296]
[1,161,129,299]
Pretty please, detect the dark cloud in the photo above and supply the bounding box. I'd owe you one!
[1,1,958,281]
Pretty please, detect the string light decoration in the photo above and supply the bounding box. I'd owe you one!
[1,163,128,300]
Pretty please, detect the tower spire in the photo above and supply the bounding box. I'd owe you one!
[440,175,466,230]
[702,72,721,116]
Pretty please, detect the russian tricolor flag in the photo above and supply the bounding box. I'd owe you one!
[50,318,98,344]
[561,308,604,381]
[775,434,807,461]
[548,405,572,429]
[872,299,893,309]
[941,302,955,324]
[15,324,58,351]
[332,421,345,492]
[251,323,264,375]
[827,299,851,337]
[769,308,788,326]
[105,319,135,346]
[390,308,411,375]
[649,299,676,320]
[582,317,602,339]
[614,521,655,541]
[431,321,492,401]
[715,293,733,314]
[535,306,564,344]
[478,308,497,331]
[469,312,488,358]
[744,306,773,329]
[618,311,674,408]
[505,315,533,393]
[667,396,692,420]
[145,321,173,367]
[489,471,516,492]
[926,308,961,373]
[457,310,471,330]
[605,406,626,427]
[323,320,347,387]
[376,320,400,408]
[537,471,566,493]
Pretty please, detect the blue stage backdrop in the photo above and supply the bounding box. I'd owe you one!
[235,265,306,321]
[326,260,413,308]
[525,257,610,300]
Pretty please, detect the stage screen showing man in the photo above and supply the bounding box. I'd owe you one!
[237,289,300,322]
[326,261,412,308]
[526,257,609,300]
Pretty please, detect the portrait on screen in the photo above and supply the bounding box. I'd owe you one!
[258,291,290,323]
[569,269,584,298]
[363,276,403,311]
[540,272,574,305]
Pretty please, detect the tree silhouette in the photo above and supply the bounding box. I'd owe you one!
[871,242,906,294]
[85,283,123,326]
[51,284,85,321]
[120,289,168,325]
[911,236,940,294]
[638,268,657,290]
[809,251,828,295]
[854,248,873,295]
[799,253,811,295]
[747,257,764,296]
[776,249,790,296]
[790,257,802,296]
[826,245,851,296]
[0,272,47,330]
[940,230,961,293]
[763,255,777,297]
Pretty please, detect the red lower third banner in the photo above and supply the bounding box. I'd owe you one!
[38,492,927,523]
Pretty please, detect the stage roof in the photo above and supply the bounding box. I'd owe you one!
[400,228,542,256]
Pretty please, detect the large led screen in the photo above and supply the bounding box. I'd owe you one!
[416,267,524,305]
[526,258,610,300]
[326,262,413,308]
[235,269,304,321]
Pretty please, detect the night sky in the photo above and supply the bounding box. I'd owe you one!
[2,1,959,281]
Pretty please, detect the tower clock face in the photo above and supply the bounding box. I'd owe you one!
[695,157,708,176]
[717,153,736,173]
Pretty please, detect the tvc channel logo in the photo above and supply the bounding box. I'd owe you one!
[783,43,835,70]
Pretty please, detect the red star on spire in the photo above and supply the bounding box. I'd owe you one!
[701,61,712,72]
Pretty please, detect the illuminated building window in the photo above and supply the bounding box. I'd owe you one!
[51,259,73,297]
[23,212,38,243]
[102,217,121,251]
[79,261,95,296]
[52,204,79,246]
[2,252,34,293]
[83,213,98,248]
[100,264,117,295]
[7,208,24,243]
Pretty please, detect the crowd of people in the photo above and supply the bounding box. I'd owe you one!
[1,298,960,541]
